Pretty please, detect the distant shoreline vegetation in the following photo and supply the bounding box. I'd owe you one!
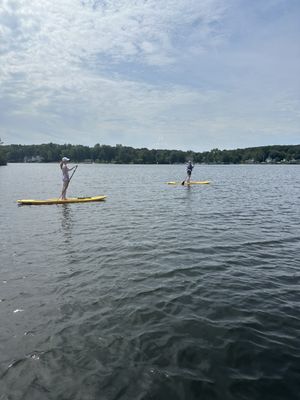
[0,138,7,166]
[3,143,300,164]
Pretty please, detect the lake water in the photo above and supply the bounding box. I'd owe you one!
[0,163,300,400]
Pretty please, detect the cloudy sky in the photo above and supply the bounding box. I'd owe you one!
[0,0,299,151]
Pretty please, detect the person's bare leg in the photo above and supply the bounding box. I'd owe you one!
[187,173,191,184]
[61,181,68,199]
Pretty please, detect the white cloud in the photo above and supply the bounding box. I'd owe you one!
[0,0,224,74]
[0,0,299,150]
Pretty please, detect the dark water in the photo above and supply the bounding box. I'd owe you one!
[0,163,300,400]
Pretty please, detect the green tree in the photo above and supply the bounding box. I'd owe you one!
[3,142,300,165]
[0,138,7,165]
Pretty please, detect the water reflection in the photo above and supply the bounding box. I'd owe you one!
[184,184,192,195]
[60,204,73,244]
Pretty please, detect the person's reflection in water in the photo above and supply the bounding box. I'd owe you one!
[185,184,192,193]
[59,204,77,278]
[60,205,73,245]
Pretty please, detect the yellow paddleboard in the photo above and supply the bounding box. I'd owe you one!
[167,181,210,185]
[17,195,107,205]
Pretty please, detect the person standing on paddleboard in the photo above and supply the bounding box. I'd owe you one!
[60,157,77,199]
[182,160,194,185]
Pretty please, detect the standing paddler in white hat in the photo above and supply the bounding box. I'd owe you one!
[59,157,78,199]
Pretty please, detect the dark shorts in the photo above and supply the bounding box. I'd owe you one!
[187,170,192,176]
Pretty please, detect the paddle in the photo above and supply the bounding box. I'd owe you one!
[60,165,78,199]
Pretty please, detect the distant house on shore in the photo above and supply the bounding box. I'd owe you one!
[24,155,44,163]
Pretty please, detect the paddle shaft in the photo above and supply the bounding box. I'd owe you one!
[61,165,78,198]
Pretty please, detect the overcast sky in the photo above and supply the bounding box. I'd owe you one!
[0,0,299,151]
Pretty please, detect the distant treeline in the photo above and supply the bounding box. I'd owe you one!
[2,143,300,164]
[0,139,7,165]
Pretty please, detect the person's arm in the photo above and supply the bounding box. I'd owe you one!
[68,165,77,171]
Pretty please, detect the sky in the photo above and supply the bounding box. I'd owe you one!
[0,0,299,151]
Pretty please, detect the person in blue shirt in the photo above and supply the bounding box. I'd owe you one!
[182,160,194,185]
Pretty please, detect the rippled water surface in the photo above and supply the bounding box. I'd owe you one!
[1,163,300,400]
